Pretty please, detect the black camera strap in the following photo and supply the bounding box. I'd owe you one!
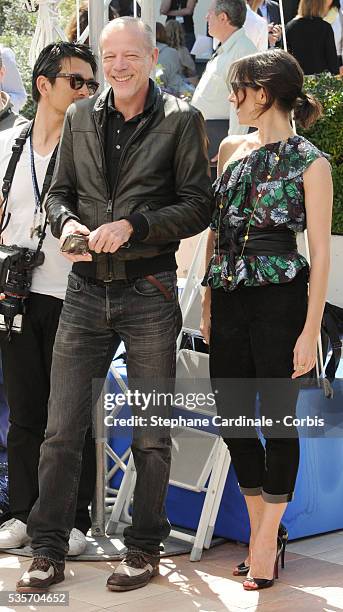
[0,120,59,257]
[0,122,33,234]
[35,147,59,253]
[30,131,42,211]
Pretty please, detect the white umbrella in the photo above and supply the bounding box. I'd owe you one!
[28,0,67,69]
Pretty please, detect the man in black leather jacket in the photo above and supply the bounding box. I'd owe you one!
[18,16,213,595]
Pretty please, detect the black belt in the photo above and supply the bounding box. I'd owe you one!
[218,227,297,257]
[240,227,297,256]
[76,273,173,300]
[78,275,132,288]
[217,226,298,274]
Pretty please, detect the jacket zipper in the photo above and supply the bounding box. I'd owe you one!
[94,118,111,203]
[94,117,114,279]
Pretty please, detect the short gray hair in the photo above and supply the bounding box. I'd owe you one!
[100,16,155,52]
[215,0,247,28]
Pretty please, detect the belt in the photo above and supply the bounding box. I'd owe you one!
[241,227,297,256]
[218,227,297,257]
[144,274,173,301]
[216,227,298,274]
[80,276,132,288]
[77,273,173,301]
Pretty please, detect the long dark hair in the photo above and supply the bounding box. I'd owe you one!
[228,49,322,129]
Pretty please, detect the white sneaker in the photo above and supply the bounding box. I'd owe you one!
[0,518,30,549]
[67,528,87,556]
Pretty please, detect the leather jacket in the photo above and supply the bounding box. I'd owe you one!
[46,82,214,280]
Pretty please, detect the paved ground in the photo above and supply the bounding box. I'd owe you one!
[0,531,343,611]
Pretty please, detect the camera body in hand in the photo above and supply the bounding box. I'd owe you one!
[61,233,89,255]
[0,244,45,320]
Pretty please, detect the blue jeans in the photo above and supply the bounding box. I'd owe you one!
[27,271,182,561]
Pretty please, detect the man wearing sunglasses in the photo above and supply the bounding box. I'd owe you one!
[0,42,97,558]
[17,16,213,594]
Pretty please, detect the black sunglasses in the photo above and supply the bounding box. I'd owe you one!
[49,72,99,95]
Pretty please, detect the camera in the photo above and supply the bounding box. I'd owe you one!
[0,245,45,323]
[61,233,89,255]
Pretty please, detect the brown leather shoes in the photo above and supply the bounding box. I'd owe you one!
[107,549,159,591]
[16,557,65,592]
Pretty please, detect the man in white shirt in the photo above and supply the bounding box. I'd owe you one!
[0,45,27,114]
[0,49,26,132]
[244,2,268,51]
[0,42,98,557]
[325,0,343,73]
[192,0,257,159]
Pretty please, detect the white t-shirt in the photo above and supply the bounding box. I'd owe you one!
[244,5,269,52]
[0,125,71,300]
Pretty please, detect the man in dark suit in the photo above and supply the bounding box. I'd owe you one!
[255,1,282,47]
[257,0,280,24]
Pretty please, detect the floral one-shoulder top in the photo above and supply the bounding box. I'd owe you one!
[203,135,328,292]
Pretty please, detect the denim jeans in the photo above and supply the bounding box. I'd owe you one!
[27,270,182,561]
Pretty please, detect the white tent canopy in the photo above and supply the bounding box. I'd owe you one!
[28,0,67,68]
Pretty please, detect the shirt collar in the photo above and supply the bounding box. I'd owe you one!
[108,78,155,121]
[216,28,245,55]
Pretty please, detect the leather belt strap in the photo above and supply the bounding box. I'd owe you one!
[144,275,173,301]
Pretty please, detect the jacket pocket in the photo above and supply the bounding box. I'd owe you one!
[76,197,100,230]
[120,197,175,218]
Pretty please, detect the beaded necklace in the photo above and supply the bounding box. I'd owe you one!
[216,139,286,282]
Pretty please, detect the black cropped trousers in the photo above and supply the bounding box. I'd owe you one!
[209,269,308,503]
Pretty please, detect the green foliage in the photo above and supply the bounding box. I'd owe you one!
[0,0,76,119]
[297,73,343,235]
[0,0,10,33]
[0,0,37,118]
[59,0,77,31]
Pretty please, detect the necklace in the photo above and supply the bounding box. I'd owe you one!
[216,140,285,282]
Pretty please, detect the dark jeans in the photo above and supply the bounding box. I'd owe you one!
[0,292,95,533]
[27,271,182,561]
[209,270,308,503]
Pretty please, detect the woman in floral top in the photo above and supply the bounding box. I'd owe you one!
[201,49,332,590]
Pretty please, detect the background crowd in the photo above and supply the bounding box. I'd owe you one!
[0,0,342,122]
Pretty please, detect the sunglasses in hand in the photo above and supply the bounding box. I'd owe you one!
[50,72,99,95]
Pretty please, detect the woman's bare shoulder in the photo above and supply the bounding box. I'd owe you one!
[219,135,247,158]
[218,134,256,173]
